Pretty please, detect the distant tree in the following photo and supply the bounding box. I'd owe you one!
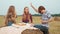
[52,13,60,17]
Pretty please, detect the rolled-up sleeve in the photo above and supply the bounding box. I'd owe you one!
[47,13,52,19]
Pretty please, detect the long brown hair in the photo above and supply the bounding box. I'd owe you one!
[7,6,16,17]
[5,6,16,25]
[22,7,32,23]
[23,7,29,20]
[24,7,29,14]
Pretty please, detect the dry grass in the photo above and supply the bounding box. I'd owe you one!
[0,16,60,34]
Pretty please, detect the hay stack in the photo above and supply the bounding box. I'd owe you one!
[21,29,43,34]
[54,17,60,21]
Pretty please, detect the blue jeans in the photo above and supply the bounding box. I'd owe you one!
[7,21,13,26]
[34,25,49,34]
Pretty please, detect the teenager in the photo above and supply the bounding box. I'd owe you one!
[22,7,33,23]
[4,6,17,26]
[30,3,52,34]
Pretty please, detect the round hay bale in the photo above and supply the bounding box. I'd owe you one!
[54,17,60,21]
[21,29,43,34]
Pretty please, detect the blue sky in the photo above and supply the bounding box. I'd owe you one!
[0,0,60,15]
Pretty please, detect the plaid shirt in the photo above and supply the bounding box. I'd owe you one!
[41,11,52,27]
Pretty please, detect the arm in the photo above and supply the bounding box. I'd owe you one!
[28,14,34,24]
[41,17,52,23]
[41,13,52,23]
[4,15,8,26]
[28,15,31,23]
[22,14,26,21]
[11,16,16,24]
[30,14,33,23]
[27,14,32,23]
[45,14,52,22]
[48,17,52,22]
[47,13,52,22]
[30,3,38,12]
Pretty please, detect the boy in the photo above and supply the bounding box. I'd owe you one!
[30,3,52,34]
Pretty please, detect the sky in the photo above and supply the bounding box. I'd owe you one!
[0,0,60,15]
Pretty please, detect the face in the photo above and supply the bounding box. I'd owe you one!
[41,10,46,14]
[24,7,29,14]
[10,7,15,12]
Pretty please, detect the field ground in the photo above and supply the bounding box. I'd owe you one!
[0,16,60,34]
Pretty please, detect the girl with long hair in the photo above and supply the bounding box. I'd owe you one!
[22,7,33,23]
[4,6,17,26]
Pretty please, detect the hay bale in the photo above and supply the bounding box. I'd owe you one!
[54,17,60,21]
[21,29,43,34]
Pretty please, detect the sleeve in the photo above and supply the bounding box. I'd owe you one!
[47,13,52,19]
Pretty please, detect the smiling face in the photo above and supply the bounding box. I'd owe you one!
[8,6,15,13]
[10,7,15,12]
[24,7,29,14]
[41,10,46,14]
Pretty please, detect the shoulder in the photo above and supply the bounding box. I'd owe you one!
[29,13,32,15]
[29,13,32,17]
[22,14,25,16]
[46,11,51,15]
[46,11,52,18]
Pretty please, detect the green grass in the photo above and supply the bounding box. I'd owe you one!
[0,16,60,34]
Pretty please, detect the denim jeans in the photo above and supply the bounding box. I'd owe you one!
[7,21,13,26]
[34,25,49,34]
